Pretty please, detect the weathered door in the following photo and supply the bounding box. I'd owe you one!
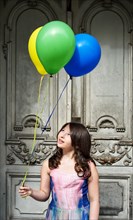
[0,0,132,220]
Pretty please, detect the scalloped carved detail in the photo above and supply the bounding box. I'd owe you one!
[14,114,51,132]
[14,125,23,131]
[14,115,42,131]
[97,115,117,129]
[88,116,125,132]
[99,119,115,129]
[22,115,42,128]
[24,118,40,128]
[116,127,126,132]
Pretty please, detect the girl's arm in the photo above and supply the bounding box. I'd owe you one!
[88,161,100,220]
[19,159,50,201]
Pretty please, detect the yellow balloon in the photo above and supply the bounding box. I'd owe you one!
[28,27,47,75]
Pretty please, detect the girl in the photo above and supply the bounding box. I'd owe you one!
[19,122,99,220]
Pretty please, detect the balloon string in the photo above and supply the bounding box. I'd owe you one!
[22,170,28,187]
[22,75,72,186]
[22,75,44,186]
[31,75,44,154]
[41,76,72,133]
[40,75,50,115]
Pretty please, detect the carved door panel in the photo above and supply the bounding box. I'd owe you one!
[71,0,133,219]
[0,1,70,220]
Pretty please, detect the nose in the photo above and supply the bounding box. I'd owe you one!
[59,130,66,138]
[60,131,65,137]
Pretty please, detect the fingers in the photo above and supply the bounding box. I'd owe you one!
[19,186,32,197]
[19,186,29,190]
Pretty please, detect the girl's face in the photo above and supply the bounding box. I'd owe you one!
[57,125,73,151]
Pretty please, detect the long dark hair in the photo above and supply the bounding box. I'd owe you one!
[49,122,95,178]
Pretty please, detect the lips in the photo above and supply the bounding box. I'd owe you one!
[57,138,64,144]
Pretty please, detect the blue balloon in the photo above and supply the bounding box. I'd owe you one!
[64,33,101,77]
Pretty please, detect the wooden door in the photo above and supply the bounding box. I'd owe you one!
[0,0,132,219]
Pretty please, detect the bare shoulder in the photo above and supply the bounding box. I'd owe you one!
[88,161,99,182]
[41,159,50,175]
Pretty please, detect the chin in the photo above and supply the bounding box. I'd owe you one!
[57,143,63,148]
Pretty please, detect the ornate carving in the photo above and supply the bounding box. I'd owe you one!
[7,139,132,166]
[22,114,42,129]
[6,152,15,165]
[7,141,56,165]
[91,141,132,166]
[2,43,8,59]
[24,117,40,128]
[87,127,98,132]
[116,127,126,132]
[88,115,125,132]
[14,114,51,132]
[14,125,23,131]
[99,119,115,129]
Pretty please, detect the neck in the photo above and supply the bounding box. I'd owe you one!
[62,150,74,159]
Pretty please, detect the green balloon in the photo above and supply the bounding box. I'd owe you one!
[36,21,76,75]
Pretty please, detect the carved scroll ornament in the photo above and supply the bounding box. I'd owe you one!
[6,141,57,165]
[91,141,132,166]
